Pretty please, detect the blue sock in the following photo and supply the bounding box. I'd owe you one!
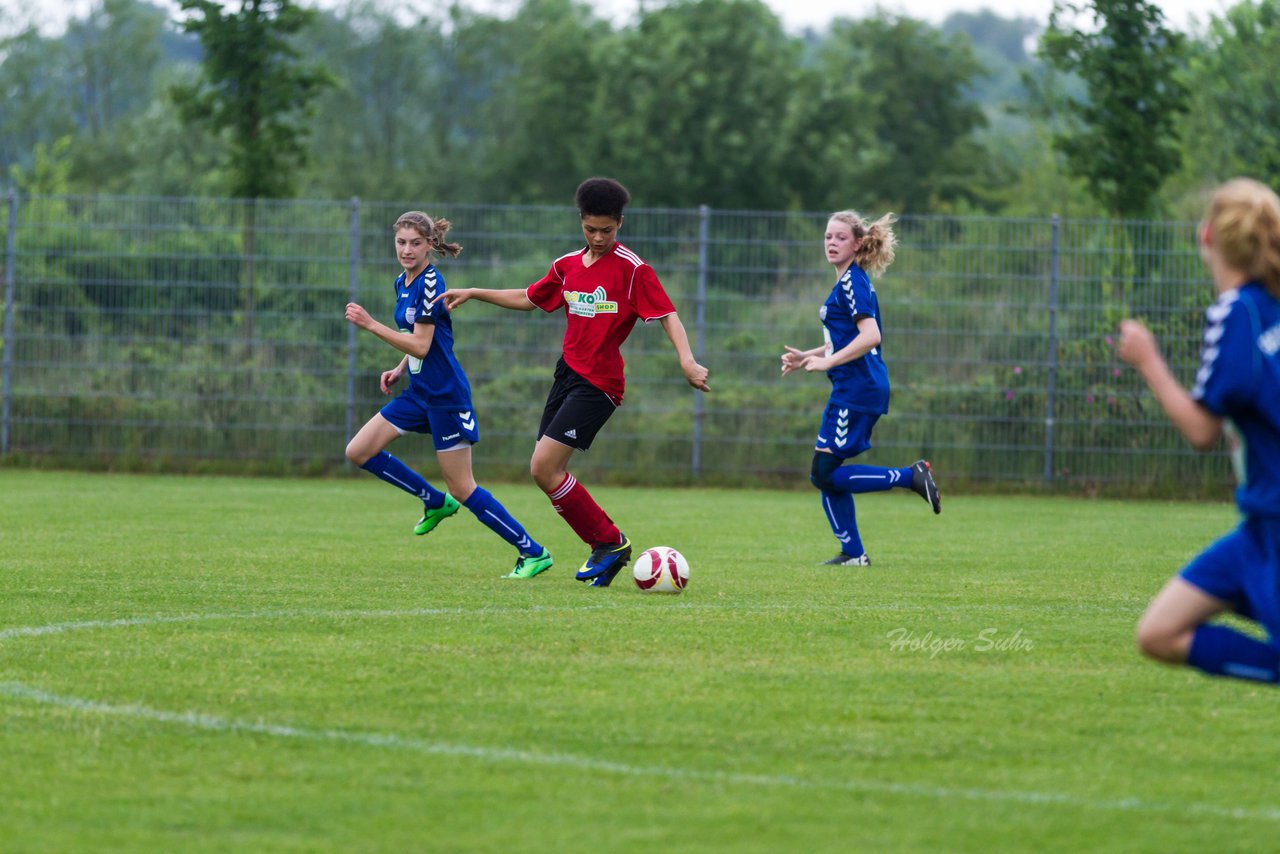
[831,465,915,494]
[1187,624,1280,683]
[360,451,447,508]
[820,491,864,556]
[463,487,542,556]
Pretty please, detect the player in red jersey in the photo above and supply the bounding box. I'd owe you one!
[438,178,711,586]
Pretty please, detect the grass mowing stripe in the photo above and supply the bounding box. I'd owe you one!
[0,604,626,642]
[0,597,1143,647]
[4,680,1278,825]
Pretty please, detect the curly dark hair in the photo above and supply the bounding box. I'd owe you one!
[575,177,631,221]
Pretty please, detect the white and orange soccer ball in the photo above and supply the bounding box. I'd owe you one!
[632,546,690,593]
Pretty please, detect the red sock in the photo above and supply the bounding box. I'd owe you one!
[545,474,621,546]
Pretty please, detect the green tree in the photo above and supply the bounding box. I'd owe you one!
[1174,0,1280,196]
[172,0,332,199]
[594,0,801,209]
[0,27,76,177]
[813,14,990,213]
[464,0,616,203]
[61,0,171,192]
[943,10,1039,105]
[65,0,165,137]
[297,4,451,200]
[173,0,333,343]
[1040,0,1189,217]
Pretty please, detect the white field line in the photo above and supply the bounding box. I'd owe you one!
[3,681,1277,823]
[2,606,1272,823]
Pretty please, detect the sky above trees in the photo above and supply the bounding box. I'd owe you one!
[19,0,1213,35]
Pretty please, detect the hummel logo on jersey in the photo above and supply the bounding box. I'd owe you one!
[1259,321,1280,356]
[565,429,578,439]
[565,286,618,318]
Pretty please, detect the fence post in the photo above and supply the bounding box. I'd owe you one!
[692,204,709,481]
[1044,214,1061,484]
[2,189,17,456]
[344,197,361,467]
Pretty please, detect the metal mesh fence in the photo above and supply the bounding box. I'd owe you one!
[0,192,1230,494]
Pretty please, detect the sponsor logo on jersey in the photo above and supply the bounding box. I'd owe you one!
[564,286,618,318]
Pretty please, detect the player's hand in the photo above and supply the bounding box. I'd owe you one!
[1116,319,1160,370]
[345,302,373,329]
[379,368,403,395]
[433,289,472,311]
[781,345,807,376]
[683,359,711,392]
[802,354,833,373]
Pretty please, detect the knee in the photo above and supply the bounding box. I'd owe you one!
[530,458,561,491]
[809,453,839,492]
[1135,617,1187,664]
[345,440,371,467]
[443,473,476,502]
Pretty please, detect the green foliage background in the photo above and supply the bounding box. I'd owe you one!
[0,194,1231,496]
[6,0,1279,215]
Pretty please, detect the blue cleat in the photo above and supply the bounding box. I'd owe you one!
[575,534,633,587]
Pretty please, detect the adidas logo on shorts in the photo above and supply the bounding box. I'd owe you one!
[565,429,578,439]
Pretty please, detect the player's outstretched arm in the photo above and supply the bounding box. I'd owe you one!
[1117,319,1223,451]
[658,313,710,392]
[436,288,536,312]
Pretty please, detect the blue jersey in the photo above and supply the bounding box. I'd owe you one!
[1191,282,1280,518]
[821,264,890,414]
[393,265,471,409]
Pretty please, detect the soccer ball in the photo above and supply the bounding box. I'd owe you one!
[632,546,690,593]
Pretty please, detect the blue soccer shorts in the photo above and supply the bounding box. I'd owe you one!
[1180,517,1280,646]
[814,400,880,460]
[380,393,479,452]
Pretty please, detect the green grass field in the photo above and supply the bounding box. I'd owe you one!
[1,469,1275,852]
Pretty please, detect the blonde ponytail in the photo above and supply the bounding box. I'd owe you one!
[829,210,898,276]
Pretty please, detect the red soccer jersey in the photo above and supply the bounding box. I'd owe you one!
[525,242,676,404]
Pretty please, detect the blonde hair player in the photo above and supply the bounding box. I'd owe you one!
[1119,178,1280,684]
[780,210,941,567]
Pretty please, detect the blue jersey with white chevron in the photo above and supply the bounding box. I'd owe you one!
[393,264,472,409]
[821,263,890,414]
[1190,282,1280,518]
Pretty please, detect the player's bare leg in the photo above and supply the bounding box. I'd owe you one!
[1136,578,1228,663]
